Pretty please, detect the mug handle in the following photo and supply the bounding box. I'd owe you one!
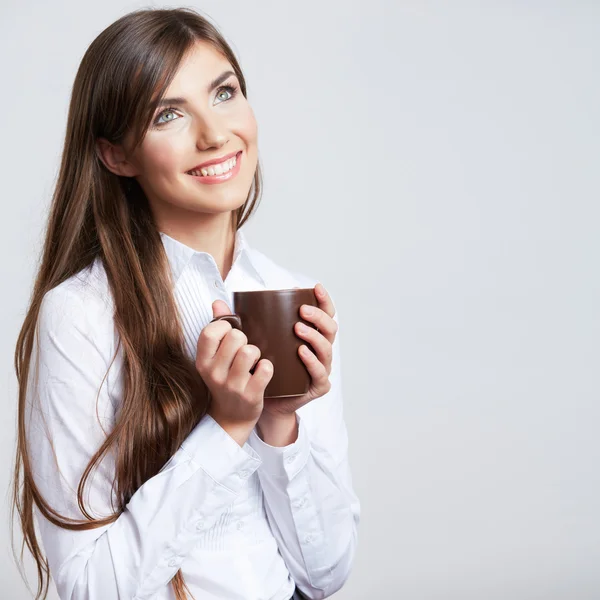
[209,314,243,330]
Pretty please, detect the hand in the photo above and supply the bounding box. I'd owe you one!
[260,283,338,422]
[195,299,274,446]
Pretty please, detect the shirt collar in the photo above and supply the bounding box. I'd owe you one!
[159,228,266,287]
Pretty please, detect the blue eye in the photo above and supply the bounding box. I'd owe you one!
[152,83,239,127]
[154,108,178,126]
[216,84,238,102]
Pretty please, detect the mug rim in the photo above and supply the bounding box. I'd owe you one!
[233,287,313,294]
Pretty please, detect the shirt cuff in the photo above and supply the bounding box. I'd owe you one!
[180,414,262,494]
[247,412,311,480]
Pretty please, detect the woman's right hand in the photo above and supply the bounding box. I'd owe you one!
[195,299,274,446]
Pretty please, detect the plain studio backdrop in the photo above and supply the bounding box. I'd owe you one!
[1,1,599,599]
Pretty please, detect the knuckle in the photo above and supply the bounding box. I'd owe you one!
[238,344,256,359]
[202,323,227,343]
[247,344,261,358]
[200,329,215,343]
[230,328,248,345]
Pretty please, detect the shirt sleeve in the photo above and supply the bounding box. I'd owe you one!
[246,300,361,599]
[25,282,262,600]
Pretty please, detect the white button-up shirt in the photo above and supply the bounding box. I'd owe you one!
[26,228,360,600]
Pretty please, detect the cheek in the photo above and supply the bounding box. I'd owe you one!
[235,104,258,145]
[143,138,185,175]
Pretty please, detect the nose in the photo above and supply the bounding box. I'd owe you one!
[193,111,228,150]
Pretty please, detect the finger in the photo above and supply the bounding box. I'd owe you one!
[314,283,335,319]
[298,344,331,393]
[211,328,248,382]
[229,344,262,389]
[212,299,233,318]
[299,305,338,344]
[245,358,274,398]
[294,323,333,372]
[197,320,235,363]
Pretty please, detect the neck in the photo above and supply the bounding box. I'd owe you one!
[159,212,237,281]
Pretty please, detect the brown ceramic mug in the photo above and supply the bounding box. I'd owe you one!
[210,288,319,399]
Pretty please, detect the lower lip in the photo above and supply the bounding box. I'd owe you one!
[186,151,242,185]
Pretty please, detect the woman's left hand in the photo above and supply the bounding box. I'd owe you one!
[259,282,337,420]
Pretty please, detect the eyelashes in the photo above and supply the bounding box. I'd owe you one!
[152,83,239,127]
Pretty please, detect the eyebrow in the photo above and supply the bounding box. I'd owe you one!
[156,70,237,108]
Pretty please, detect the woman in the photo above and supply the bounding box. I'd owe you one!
[11,7,360,600]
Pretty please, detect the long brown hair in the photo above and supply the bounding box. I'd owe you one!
[10,7,263,599]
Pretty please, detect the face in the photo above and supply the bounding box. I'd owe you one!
[100,41,258,231]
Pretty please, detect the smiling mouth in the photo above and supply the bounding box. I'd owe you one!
[186,151,242,177]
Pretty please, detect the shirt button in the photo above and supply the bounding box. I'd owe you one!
[295,497,306,509]
[286,454,297,465]
[304,534,313,544]
[238,469,250,478]
[195,518,205,531]
[168,557,181,568]
[236,520,245,531]
[213,279,224,289]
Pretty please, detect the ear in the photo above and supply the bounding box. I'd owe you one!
[95,137,139,177]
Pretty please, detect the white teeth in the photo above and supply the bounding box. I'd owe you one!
[188,154,238,177]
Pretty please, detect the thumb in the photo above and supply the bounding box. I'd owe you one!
[212,299,233,318]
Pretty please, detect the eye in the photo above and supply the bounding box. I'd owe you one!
[153,107,179,127]
[215,83,238,104]
[152,83,239,127]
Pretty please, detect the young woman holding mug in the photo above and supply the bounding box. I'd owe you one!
[11,7,360,600]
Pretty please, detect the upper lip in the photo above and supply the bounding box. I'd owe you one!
[187,150,241,172]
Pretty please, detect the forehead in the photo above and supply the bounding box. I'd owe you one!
[168,41,232,90]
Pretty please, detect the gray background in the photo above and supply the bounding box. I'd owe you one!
[2,1,599,598]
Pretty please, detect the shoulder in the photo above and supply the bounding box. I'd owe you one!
[246,247,319,290]
[39,257,116,353]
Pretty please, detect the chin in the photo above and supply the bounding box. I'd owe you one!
[192,196,249,214]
